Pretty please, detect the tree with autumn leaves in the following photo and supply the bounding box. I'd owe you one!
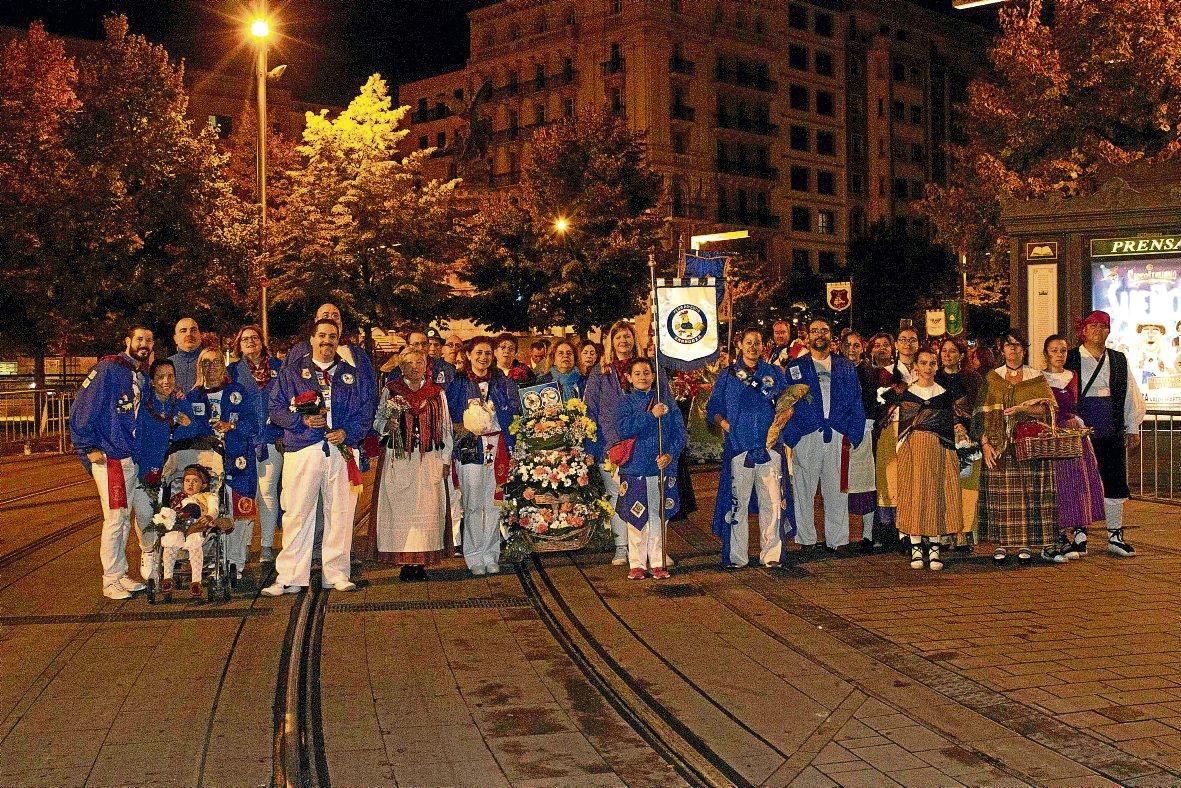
[920,0,1181,258]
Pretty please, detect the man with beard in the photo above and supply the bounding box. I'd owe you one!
[782,318,865,550]
[284,303,377,429]
[70,325,155,599]
[264,320,367,595]
[169,317,203,394]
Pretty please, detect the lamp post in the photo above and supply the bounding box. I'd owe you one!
[250,15,272,344]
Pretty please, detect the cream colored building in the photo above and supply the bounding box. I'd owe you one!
[402,0,989,278]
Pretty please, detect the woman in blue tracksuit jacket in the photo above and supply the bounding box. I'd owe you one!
[172,348,259,576]
[228,325,284,560]
[616,358,686,579]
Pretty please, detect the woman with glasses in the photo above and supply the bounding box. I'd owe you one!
[973,329,1057,564]
[229,325,284,562]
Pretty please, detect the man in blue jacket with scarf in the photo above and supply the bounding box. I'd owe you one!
[707,328,793,568]
[782,317,865,550]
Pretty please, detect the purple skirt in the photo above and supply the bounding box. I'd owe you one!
[1052,419,1105,529]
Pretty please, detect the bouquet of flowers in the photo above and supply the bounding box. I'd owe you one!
[509,398,597,452]
[291,390,325,417]
[378,393,412,458]
[670,369,705,403]
[766,383,813,449]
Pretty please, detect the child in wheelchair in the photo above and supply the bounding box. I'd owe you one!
[152,463,233,601]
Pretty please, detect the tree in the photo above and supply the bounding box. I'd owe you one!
[919,0,1181,256]
[458,110,665,333]
[268,75,462,344]
[845,221,957,335]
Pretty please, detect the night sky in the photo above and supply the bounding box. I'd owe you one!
[1,1,992,107]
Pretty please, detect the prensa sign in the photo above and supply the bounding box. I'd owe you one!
[1091,235,1181,258]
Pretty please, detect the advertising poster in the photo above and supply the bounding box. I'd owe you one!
[1091,258,1181,409]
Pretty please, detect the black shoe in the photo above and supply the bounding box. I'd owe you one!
[399,565,414,581]
[1107,529,1135,557]
[859,538,874,554]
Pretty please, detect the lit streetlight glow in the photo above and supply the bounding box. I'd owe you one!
[250,18,271,39]
[554,216,570,234]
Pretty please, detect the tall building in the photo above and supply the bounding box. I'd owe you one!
[398,0,988,278]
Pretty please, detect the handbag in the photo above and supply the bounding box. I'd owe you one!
[606,438,636,467]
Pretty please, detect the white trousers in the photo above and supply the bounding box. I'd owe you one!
[447,470,463,548]
[601,467,627,550]
[160,531,204,581]
[627,476,665,570]
[91,457,138,588]
[728,451,784,567]
[227,516,252,575]
[256,444,283,549]
[130,484,161,580]
[1103,498,1126,532]
[275,444,357,587]
[791,431,849,547]
[457,442,501,571]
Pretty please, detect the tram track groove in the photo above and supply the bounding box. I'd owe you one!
[0,478,90,508]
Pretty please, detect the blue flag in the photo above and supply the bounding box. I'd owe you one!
[683,252,726,306]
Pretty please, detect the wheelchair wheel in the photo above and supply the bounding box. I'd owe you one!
[228,564,237,590]
[206,582,216,603]
[146,578,156,605]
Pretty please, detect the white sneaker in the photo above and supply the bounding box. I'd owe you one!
[486,564,500,575]
[261,583,301,597]
[611,547,628,566]
[117,576,146,593]
[323,580,357,592]
[470,566,487,576]
[102,584,132,600]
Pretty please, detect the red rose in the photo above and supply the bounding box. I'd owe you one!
[294,391,319,405]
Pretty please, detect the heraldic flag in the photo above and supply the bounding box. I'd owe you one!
[655,277,721,371]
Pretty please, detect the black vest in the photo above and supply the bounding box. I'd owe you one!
[1065,346,1128,434]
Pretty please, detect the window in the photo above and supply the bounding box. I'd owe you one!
[814,12,833,37]
[849,58,862,78]
[816,91,835,116]
[610,42,622,65]
[911,143,925,163]
[418,98,429,116]
[507,69,519,91]
[563,57,574,80]
[817,211,835,234]
[877,98,884,118]
[508,109,519,132]
[817,170,835,195]
[790,166,810,192]
[672,130,688,154]
[534,63,546,88]
[436,131,446,147]
[788,3,807,30]
[534,104,545,125]
[789,45,808,71]
[910,180,925,200]
[789,85,809,111]
[851,207,865,233]
[611,0,622,14]
[790,125,810,151]
[815,51,834,77]
[818,251,837,271]
[894,178,909,198]
[893,61,906,82]
[792,206,812,232]
[850,173,866,197]
[910,104,924,125]
[563,97,575,117]
[892,100,906,121]
[610,87,623,114]
[878,176,886,196]
[208,115,232,137]
[418,135,429,149]
[792,248,811,271]
[878,136,886,157]
[850,133,865,156]
[816,130,836,155]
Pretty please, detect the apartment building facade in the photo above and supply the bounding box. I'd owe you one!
[398,0,987,278]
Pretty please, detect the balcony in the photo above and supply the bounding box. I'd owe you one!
[717,208,781,228]
[714,68,777,93]
[670,104,696,122]
[489,71,577,102]
[716,113,777,136]
[716,159,779,180]
[601,58,625,76]
[671,200,706,219]
[488,171,521,187]
[669,56,696,76]
[411,106,454,124]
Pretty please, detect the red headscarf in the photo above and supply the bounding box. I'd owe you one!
[1076,310,1111,338]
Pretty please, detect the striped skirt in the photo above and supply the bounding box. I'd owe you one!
[978,450,1057,548]
[897,431,964,537]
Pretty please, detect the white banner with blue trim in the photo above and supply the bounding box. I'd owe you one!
[655,277,720,371]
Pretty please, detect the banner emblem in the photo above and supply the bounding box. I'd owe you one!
[926,309,947,337]
[668,304,707,345]
[826,282,852,312]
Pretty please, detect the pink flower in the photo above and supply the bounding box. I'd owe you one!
[523,488,535,500]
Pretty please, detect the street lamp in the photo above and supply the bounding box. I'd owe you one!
[553,216,570,235]
[250,12,273,344]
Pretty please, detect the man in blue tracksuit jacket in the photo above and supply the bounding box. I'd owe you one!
[707,328,794,568]
[69,325,154,599]
[782,317,866,549]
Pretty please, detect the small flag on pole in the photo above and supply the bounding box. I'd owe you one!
[655,277,721,371]
[826,282,852,312]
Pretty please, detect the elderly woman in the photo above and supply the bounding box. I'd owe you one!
[897,348,970,570]
[579,341,602,377]
[537,337,585,401]
[173,348,259,577]
[936,337,984,551]
[373,348,453,581]
[228,325,284,562]
[974,329,1057,564]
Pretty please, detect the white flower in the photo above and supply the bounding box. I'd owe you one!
[153,507,177,530]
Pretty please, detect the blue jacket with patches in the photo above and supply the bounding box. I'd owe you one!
[173,383,260,498]
[781,354,865,447]
[69,353,144,467]
[616,389,686,477]
[133,390,195,480]
[706,359,788,457]
[445,372,521,463]
[269,356,368,454]
[228,356,283,449]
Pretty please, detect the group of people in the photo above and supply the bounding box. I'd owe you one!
[69,301,1143,600]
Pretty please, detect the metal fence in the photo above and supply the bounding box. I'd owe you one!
[0,388,75,455]
[1129,408,1181,504]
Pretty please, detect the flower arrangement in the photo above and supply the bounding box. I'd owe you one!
[670,369,705,402]
[378,393,413,458]
[500,398,612,562]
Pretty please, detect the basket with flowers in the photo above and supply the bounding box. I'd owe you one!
[500,398,613,562]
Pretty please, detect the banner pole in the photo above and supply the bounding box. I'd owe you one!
[648,252,668,570]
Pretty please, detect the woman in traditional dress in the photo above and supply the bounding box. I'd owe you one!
[897,349,969,571]
[1042,334,1105,562]
[446,337,521,575]
[936,337,984,552]
[974,329,1057,564]
[537,338,585,401]
[228,325,284,562]
[373,348,453,581]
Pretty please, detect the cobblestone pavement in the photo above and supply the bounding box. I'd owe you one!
[2,456,1180,786]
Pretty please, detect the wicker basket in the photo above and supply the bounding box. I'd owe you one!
[1012,400,1090,462]
[521,494,597,553]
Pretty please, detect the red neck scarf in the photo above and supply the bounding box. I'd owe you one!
[243,353,272,387]
[387,378,445,456]
[467,369,492,384]
[612,358,634,388]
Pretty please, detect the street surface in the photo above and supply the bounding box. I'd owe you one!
[2,454,1181,787]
